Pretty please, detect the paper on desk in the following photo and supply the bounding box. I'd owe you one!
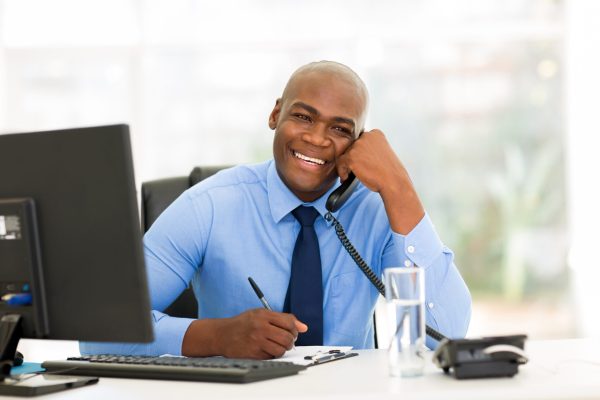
[269,346,353,366]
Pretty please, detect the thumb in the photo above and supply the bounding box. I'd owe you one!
[294,319,308,333]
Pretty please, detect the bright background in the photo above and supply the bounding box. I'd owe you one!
[1,0,599,340]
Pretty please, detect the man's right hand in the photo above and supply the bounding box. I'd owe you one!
[181,309,308,359]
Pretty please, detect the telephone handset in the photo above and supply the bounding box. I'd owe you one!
[324,172,446,342]
[326,172,360,213]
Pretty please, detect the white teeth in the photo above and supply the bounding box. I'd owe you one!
[293,151,325,165]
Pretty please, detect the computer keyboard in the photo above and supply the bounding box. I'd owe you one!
[41,355,307,383]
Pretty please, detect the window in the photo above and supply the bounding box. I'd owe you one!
[1,0,576,339]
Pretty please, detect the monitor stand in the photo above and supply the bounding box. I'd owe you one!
[0,314,22,380]
[0,314,98,397]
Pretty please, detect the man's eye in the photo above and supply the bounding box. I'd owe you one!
[333,126,352,136]
[293,114,311,122]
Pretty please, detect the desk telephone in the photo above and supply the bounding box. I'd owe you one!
[325,172,528,379]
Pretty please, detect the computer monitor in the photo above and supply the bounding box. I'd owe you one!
[0,124,153,378]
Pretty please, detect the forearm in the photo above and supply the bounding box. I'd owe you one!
[379,171,470,343]
[380,182,425,235]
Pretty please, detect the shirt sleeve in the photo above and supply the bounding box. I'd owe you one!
[79,312,195,356]
[80,191,210,356]
[383,213,472,350]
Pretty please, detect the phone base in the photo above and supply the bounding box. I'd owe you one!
[433,334,528,379]
[444,359,519,379]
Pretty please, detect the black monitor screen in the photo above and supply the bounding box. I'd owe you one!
[0,124,153,345]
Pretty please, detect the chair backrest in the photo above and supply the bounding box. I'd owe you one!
[141,166,227,231]
[140,166,228,318]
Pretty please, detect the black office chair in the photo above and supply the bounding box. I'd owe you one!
[141,166,228,318]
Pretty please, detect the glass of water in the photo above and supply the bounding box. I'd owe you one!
[384,267,425,377]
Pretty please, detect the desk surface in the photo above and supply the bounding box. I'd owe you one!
[10,338,600,400]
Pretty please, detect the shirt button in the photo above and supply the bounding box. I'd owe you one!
[407,245,415,254]
[428,302,435,309]
[404,260,412,267]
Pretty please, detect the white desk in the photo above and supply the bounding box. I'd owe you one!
[10,338,600,400]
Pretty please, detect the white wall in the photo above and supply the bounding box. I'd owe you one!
[566,0,600,337]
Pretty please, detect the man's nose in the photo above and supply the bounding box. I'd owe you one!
[301,123,330,146]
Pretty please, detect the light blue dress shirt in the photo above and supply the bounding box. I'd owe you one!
[81,160,471,356]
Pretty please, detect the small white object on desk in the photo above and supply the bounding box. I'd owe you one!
[270,346,353,366]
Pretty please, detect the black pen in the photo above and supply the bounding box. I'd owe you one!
[248,277,272,311]
[307,351,359,365]
[248,276,297,350]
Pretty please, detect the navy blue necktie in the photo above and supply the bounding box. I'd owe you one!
[284,206,323,345]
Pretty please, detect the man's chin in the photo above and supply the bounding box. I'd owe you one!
[291,181,337,202]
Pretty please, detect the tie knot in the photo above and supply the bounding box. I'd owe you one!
[292,206,319,227]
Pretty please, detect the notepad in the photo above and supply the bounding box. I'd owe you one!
[270,346,357,366]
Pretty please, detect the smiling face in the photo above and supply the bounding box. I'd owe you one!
[269,65,367,202]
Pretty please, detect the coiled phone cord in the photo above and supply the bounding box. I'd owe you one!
[324,211,447,342]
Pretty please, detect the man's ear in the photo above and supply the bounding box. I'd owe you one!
[268,98,282,130]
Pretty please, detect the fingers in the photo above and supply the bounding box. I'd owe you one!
[220,310,311,359]
[262,335,293,357]
[336,161,351,182]
[335,148,352,181]
[242,309,302,358]
[294,319,308,333]
[335,130,378,179]
[334,129,403,194]
[259,312,311,355]
[267,312,302,349]
[268,312,302,331]
[264,322,296,350]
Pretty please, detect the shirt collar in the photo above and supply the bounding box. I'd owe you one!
[267,160,339,224]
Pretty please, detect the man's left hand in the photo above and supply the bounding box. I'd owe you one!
[335,129,425,234]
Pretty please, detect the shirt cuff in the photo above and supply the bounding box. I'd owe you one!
[151,311,195,356]
[392,213,443,269]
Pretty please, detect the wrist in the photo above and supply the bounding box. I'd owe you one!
[182,318,223,357]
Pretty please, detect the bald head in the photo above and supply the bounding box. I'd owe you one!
[268,61,369,201]
[280,61,369,132]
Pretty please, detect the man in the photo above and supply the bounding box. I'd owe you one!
[81,61,471,359]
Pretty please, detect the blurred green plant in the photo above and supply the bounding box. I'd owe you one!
[487,142,565,300]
